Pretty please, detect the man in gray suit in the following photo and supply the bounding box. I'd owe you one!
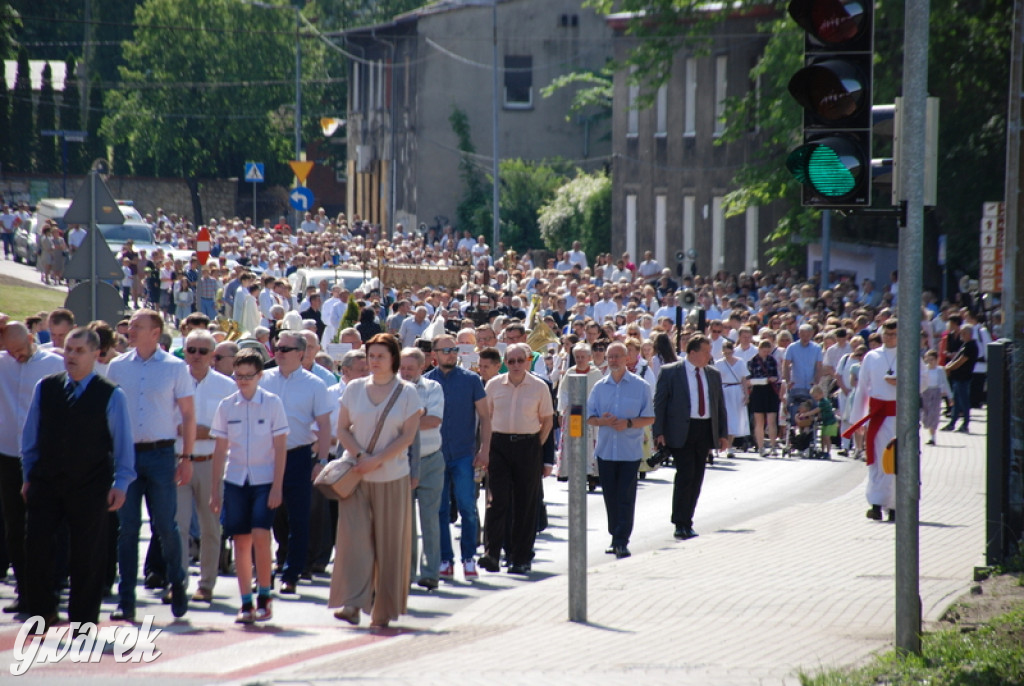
[654,334,729,540]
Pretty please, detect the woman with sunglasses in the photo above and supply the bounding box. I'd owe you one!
[330,333,422,629]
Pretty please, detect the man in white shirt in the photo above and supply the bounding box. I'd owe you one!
[399,347,446,590]
[175,330,236,602]
[566,241,589,270]
[257,331,332,594]
[399,306,430,347]
[106,309,196,621]
[0,319,65,613]
[638,250,662,279]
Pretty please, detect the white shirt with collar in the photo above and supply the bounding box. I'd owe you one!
[211,386,290,486]
[107,347,194,443]
[175,369,237,456]
[0,349,65,457]
[684,359,711,420]
[413,376,445,455]
[258,366,332,449]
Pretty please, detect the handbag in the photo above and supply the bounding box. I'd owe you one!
[314,381,404,500]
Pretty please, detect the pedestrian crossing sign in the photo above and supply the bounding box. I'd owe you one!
[245,162,265,183]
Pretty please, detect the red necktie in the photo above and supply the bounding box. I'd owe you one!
[696,368,706,417]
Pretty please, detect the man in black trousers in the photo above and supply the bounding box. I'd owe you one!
[20,327,136,629]
[653,334,729,541]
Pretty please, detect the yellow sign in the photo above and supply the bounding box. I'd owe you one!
[289,161,314,185]
[569,413,583,439]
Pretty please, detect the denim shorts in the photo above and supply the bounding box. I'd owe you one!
[222,481,276,536]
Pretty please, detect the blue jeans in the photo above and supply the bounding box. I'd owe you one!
[199,297,217,319]
[438,454,478,564]
[950,378,971,428]
[117,445,185,610]
[280,445,313,584]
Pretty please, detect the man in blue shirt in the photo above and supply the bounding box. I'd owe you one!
[21,327,136,629]
[783,324,823,418]
[587,342,655,559]
[425,334,492,581]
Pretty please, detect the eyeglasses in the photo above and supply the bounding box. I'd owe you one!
[233,373,259,381]
[505,357,528,364]
[213,354,235,362]
[435,346,459,354]
[186,347,211,355]
[275,345,300,354]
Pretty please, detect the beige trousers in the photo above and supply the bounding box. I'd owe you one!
[328,476,411,625]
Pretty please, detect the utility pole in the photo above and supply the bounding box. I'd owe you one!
[894,0,930,657]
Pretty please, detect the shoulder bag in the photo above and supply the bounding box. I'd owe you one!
[314,381,405,500]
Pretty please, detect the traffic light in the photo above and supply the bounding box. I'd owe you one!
[785,0,874,207]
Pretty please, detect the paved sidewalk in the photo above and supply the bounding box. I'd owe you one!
[245,417,987,686]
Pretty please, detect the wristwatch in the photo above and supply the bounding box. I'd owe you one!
[185,454,196,461]
[627,418,633,428]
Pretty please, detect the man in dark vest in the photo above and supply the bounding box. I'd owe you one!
[20,327,135,629]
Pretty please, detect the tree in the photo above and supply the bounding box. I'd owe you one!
[539,169,612,258]
[102,0,338,215]
[487,158,567,252]
[59,54,85,174]
[10,46,34,172]
[0,66,9,166]
[36,63,57,173]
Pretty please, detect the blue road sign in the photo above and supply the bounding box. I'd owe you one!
[289,186,314,212]
[245,162,265,183]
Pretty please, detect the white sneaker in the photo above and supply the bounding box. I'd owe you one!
[463,560,478,580]
[439,561,454,579]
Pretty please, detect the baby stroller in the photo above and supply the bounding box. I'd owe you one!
[782,396,830,459]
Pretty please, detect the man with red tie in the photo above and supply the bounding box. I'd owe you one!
[653,335,729,541]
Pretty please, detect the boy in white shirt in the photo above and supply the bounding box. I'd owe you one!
[210,349,289,623]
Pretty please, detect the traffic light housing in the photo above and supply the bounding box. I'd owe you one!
[786,0,873,207]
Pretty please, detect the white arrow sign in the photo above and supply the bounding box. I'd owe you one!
[289,186,314,212]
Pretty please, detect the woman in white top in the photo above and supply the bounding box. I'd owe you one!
[715,340,751,457]
[329,332,422,629]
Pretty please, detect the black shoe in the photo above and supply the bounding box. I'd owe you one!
[507,563,532,575]
[279,582,297,594]
[160,587,172,604]
[310,563,328,575]
[887,510,896,522]
[111,606,136,622]
[926,438,937,446]
[2,600,27,614]
[614,546,631,559]
[26,613,58,634]
[170,582,188,618]
[941,423,956,432]
[604,546,617,555]
[143,572,166,589]
[866,505,883,521]
[957,426,970,434]
[416,577,439,591]
[674,526,698,540]
[477,555,500,573]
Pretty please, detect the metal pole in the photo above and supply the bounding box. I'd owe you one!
[89,170,98,321]
[252,181,257,224]
[1003,0,1024,558]
[566,373,588,623]
[491,1,500,251]
[894,0,930,656]
[821,209,831,289]
[294,6,302,231]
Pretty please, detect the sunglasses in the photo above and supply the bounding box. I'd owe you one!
[275,345,300,353]
[233,373,259,381]
[434,346,459,354]
[213,354,235,362]
[186,347,211,355]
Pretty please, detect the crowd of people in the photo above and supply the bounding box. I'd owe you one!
[0,206,996,630]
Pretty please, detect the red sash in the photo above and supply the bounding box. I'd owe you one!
[842,397,896,465]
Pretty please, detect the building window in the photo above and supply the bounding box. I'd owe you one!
[627,66,639,136]
[745,206,759,270]
[504,55,533,109]
[683,195,696,265]
[655,194,667,266]
[655,84,667,137]
[684,58,697,137]
[712,196,725,272]
[714,55,728,137]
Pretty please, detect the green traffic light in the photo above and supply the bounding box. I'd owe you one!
[807,145,856,196]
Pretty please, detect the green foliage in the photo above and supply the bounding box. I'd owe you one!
[0,65,9,165]
[449,105,489,234]
[538,169,611,258]
[308,0,425,32]
[10,46,33,172]
[36,63,57,174]
[801,603,1024,686]
[0,2,20,61]
[332,295,361,341]
[486,158,568,253]
[59,54,85,174]
[541,65,614,130]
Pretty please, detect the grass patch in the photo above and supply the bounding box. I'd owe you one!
[801,603,1024,685]
[0,278,67,321]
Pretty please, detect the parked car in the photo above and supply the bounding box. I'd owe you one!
[288,267,371,296]
[13,198,147,266]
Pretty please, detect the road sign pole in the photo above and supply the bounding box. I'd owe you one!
[253,182,257,224]
[90,170,97,322]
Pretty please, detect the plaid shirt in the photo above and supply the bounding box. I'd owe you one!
[197,276,220,300]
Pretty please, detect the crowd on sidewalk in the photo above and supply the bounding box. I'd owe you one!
[0,207,998,632]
